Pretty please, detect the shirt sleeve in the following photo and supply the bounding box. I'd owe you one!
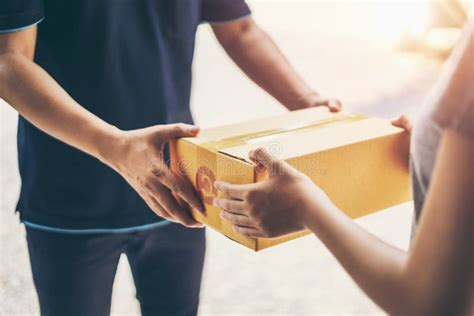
[201,0,251,24]
[0,0,44,32]
[430,19,474,140]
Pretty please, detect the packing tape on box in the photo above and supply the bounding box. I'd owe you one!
[201,113,366,151]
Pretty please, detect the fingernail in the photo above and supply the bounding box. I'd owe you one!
[213,181,220,189]
[219,211,225,219]
[213,198,219,207]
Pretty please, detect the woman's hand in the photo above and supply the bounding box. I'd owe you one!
[103,123,204,228]
[391,115,412,133]
[213,148,334,238]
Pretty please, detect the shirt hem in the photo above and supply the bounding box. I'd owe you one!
[22,220,173,235]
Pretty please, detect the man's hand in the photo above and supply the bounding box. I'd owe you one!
[104,124,204,228]
[1,27,203,228]
[293,91,342,112]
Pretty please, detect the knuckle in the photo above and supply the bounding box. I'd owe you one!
[220,211,228,220]
[233,226,242,235]
[135,175,146,187]
[155,196,165,206]
[227,214,236,223]
[173,124,185,133]
[229,215,238,225]
[220,187,230,196]
[219,200,229,210]
[150,167,164,178]
[244,190,258,203]
[171,183,183,194]
[237,227,249,237]
[143,182,153,192]
[225,201,234,211]
[155,135,166,148]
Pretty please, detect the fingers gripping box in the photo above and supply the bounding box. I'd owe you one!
[170,107,411,251]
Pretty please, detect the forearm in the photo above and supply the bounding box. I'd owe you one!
[216,21,316,110]
[0,52,121,163]
[304,202,414,313]
[305,181,473,315]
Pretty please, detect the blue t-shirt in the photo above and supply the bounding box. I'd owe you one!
[0,0,251,230]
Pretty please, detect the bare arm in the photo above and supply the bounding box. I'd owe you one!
[212,18,341,111]
[0,27,117,161]
[214,17,474,314]
[304,130,473,314]
[216,132,473,314]
[0,27,204,227]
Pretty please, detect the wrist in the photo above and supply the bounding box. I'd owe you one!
[299,185,338,231]
[95,124,127,169]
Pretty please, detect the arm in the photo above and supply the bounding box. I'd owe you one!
[0,27,116,160]
[212,18,341,111]
[215,19,474,312]
[214,132,473,314]
[0,27,204,227]
[309,130,473,314]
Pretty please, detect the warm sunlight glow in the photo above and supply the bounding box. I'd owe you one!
[372,1,430,44]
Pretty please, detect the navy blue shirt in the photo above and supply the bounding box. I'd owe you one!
[0,0,250,230]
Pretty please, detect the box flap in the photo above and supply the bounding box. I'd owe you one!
[220,117,403,162]
[182,107,339,145]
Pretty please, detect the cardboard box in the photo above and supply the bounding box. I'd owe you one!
[170,107,411,251]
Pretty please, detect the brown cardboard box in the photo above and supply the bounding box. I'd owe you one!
[170,107,411,251]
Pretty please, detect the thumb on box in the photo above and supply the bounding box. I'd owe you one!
[248,147,290,177]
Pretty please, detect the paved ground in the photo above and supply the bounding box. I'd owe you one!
[1,2,441,315]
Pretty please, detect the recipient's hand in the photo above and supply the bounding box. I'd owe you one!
[104,123,204,228]
[391,115,412,133]
[213,148,333,238]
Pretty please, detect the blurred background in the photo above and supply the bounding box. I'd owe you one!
[1,1,472,315]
